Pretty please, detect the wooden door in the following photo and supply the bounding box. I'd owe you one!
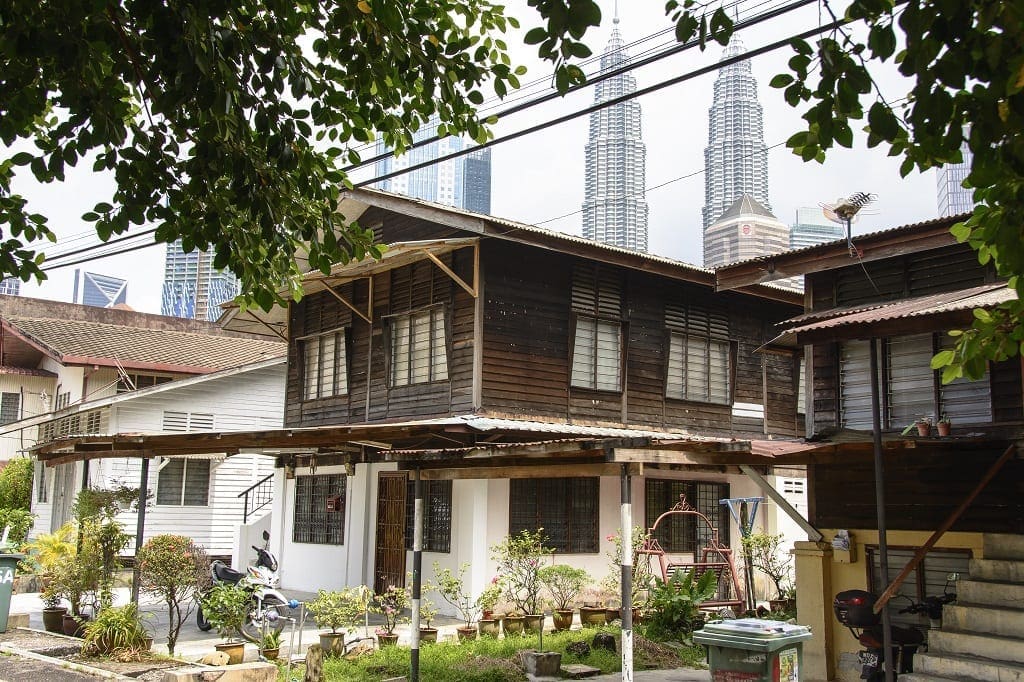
[374,472,407,593]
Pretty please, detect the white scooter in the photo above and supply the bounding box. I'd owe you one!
[197,530,293,643]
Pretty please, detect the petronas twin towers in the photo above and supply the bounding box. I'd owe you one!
[582,18,772,265]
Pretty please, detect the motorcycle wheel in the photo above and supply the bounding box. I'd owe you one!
[196,605,212,632]
[239,595,287,644]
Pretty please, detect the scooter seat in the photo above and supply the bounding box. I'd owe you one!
[213,562,245,584]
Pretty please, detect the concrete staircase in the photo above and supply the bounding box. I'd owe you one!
[903,534,1024,681]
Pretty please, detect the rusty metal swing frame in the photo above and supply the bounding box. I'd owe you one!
[637,494,745,611]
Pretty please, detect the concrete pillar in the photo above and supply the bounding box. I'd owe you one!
[793,540,835,681]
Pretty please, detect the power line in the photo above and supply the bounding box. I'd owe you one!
[41,7,848,271]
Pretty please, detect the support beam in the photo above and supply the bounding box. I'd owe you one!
[419,244,478,298]
[322,280,372,324]
[620,465,633,682]
[739,465,823,542]
[410,468,422,682]
[131,457,150,605]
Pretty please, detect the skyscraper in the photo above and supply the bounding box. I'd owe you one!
[789,207,844,250]
[704,194,789,267]
[581,16,648,252]
[936,138,975,217]
[702,37,771,244]
[74,270,128,308]
[161,242,239,322]
[463,148,492,214]
[374,118,467,208]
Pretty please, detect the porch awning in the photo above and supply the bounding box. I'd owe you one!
[770,282,1014,346]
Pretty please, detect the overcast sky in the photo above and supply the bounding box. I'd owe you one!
[17,0,939,314]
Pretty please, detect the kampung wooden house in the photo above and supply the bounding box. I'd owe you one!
[33,189,814,622]
[716,214,1024,681]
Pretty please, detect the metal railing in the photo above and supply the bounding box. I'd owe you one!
[239,473,274,524]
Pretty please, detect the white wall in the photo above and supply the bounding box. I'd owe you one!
[0,375,56,461]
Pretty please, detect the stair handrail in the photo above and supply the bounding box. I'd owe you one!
[873,442,1018,614]
[238,473,274,524]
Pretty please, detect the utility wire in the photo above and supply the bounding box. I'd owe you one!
[42,7,848,271]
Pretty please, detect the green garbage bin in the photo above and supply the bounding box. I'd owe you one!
[0,553,24,633]
[694,618,812,682]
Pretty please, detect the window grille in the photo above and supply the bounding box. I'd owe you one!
[156,458,210,506]
[404,478,452,553]
[293,474,346,545]
[645,479,730,554]
[0,392,20,425]
[302,329,347,400]
[389,307,448,387]
[509,478,599,553]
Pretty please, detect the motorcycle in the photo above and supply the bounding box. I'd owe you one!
[197,530,292,643]
[833,574,957,680]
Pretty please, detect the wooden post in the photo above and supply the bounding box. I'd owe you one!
[620,464,633,682]
[130,456,149,605]
[410,467,423,681]
[869,339,894,682]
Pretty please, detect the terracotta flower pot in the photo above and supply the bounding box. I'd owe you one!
[478,618,500,638]
[503,615,525,636]
[214,641,245,665]
[377,632,399,647]
[552,609,574,631]
[579,606,606,627]
[42,607,67,633]
[456,625,477,641]
[937,421,951,436]
[916,421,930,436]
[319,631,346,657]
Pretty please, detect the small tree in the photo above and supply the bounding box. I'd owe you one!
[137,534,208,655]
[0,457,33,510]
[490,529,552,615]
[373,584,410,636]
[433,562,479,628]
[306,587,371,637]
[602,526,654,608]
[740,533,793,601]
[538,564,589,611]
[199,583,249,643]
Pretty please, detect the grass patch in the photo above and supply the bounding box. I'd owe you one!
[278,626,706,681]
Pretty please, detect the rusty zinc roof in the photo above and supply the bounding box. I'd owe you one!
[5,316,285,373]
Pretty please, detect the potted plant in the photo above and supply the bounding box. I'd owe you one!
[136,534,209,655]
[577,585,609,627]
[40,585,67,633]
[476,579,502,637]
[260,630,282,660]
[433,562,479,641]
[419,597,439,643]
[81,603,149,657]
[539,564,588,631]
[373,583,410,647]
[491,529,552,633]
[306,587,369,657]
[198,582,249,664]
[937,414,952,436]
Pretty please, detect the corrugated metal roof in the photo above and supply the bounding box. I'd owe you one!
[777,283,1014,338]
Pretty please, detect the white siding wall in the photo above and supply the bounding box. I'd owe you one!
[0,374,56,460]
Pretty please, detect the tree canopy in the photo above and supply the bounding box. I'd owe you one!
[1,0,1021,377]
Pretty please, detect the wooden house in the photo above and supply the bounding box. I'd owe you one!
[716,214,1024,680]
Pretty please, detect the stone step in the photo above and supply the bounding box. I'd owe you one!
[985,534,1024,562]
[929,629,1024,665]
[915,651,1024,682]
[970,558,1024,584]
[959,579,1024,610]
[944,604,1024,639]
[900,674,963,682]
[561,664,602,679]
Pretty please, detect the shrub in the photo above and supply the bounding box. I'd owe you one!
[538,564,589,611]
[82,603,149,658]
[21,523,73,576]
[740,532,793,601]
[645,569,718,642]
[491,529,552,615]
[306,587,371,635]
[434,562,479,627]
[137,534,208,655]
[603,526,654,608]
[199,583,249,642]
[0,458,33,510]
[373,583,410,635]
[0,508,33,546]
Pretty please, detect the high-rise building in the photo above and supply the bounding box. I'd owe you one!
[702,37,771,244]
[937,138,975,217]
[581,16,648,252]
[74,270,128,308]
[790,207,845,250]
[704,194,789,267]
[463,148,492,214]
[0,278,20,296]
[161,242,239,322]
[374,118,466,208]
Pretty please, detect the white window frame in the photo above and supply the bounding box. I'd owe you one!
[300,329,348,400]
[571,314,622,391]
[388,307,448,387]
[666,332,731,404]
[155,458,211,507]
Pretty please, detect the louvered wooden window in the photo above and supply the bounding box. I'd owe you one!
[570,264,622,391]
[293,474,346,545]
[0,392,20,425]
[156,459,210,506]
[389,307,448,387]
[645,479,730,554]
[404,478,452,553]
[509,478,599,553]
[301,329,347,400]
[665,303,731,404]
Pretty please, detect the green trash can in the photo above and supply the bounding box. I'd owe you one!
[0,553,25,633]
[694,618,812,681]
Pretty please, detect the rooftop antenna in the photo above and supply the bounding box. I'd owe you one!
[822,192,876,256]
